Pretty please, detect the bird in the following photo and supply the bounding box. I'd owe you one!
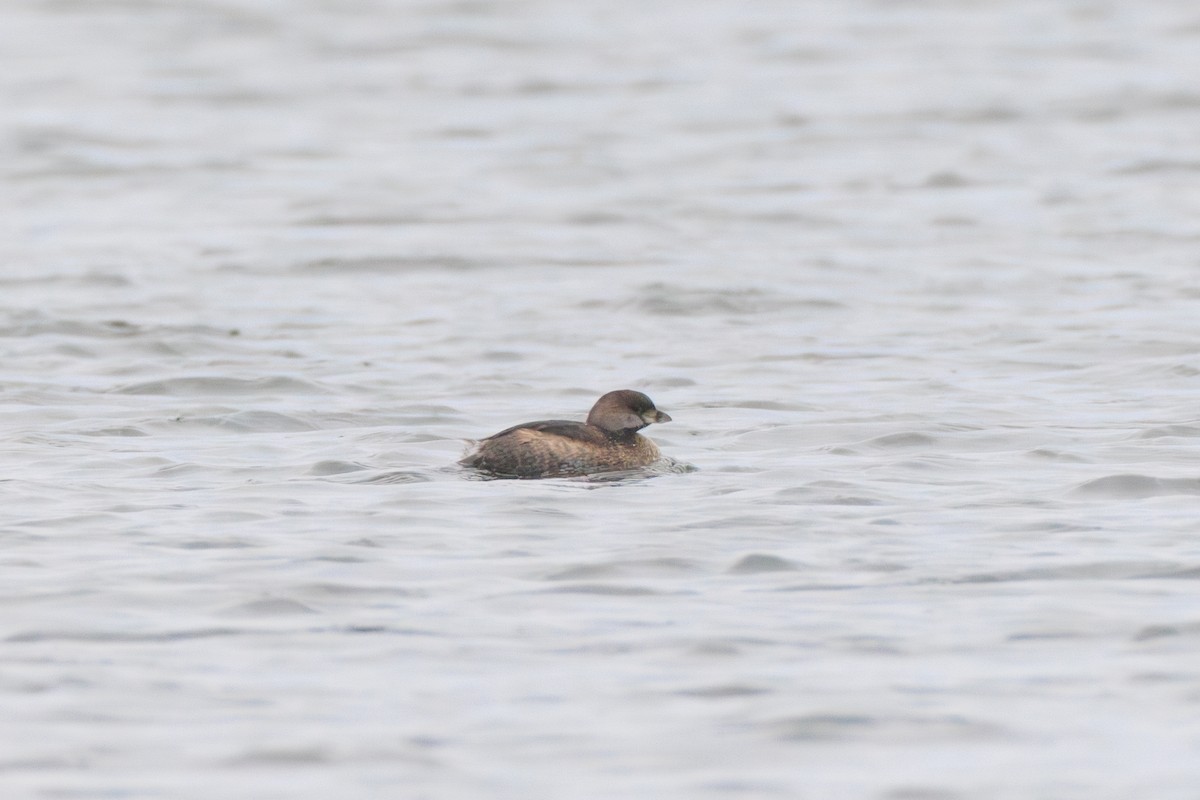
[460,389,672,478]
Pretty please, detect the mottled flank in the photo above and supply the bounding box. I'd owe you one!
[460,390,671,478]
[462,425,662,478]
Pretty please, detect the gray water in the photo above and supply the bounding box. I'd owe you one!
[4,1,1200,798]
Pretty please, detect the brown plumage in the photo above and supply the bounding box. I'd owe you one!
[460,390,672,478]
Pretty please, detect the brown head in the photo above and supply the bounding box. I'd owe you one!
[585,390,672,434]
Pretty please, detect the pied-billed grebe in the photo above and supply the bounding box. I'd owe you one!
[460,389,672,478]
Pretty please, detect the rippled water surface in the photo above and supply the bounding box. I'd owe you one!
[4,1,1200,797]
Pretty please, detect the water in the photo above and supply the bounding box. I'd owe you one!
[4,0,1200,797]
